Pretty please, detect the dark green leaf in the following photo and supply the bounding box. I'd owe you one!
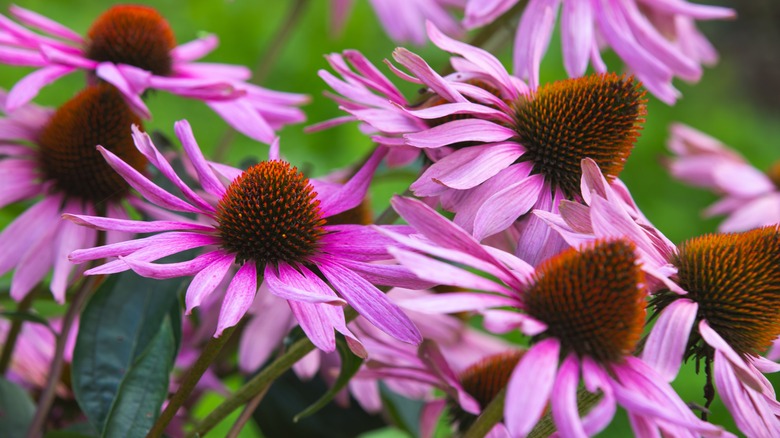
[293,336,364,421]
[71,272,183,433]
[0,377,36,438]
[102,315,176,438]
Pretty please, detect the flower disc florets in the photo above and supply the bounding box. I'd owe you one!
[671,226,780,357]
[37,83,145,202]
[513,73,646,198]
[85,5,176,76]
[216,160,326,266]
[525,240,645,363]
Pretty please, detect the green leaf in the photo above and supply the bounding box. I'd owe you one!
[71,272,183,434]
[0,377,36,438]
[102,315,176,438]
[379,383,424,437]
[293,336,364,421]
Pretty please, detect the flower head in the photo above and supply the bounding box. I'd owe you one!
[469,0,735,103]
[0,84,148,302]
[320,23,646,253]
[0,5,307,142]
[642,226,780,437]
[381,196,725,437]
[666,123,780,232]
[65,121,423,352]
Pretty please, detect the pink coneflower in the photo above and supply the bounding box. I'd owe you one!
[320,23,646,259]
[463,0,735,103]
[0,5,307,142]
[642,226,780,437]
[329,0,463,45]
[381,196,725,436]
[536,164,780,436]
[65,120,422,352]
[0,83,147,302]
[666,123,780,232]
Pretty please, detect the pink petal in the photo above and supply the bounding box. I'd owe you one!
[317,146,386,217]
[238,290,293,372]
[95,63,151,118]
[216,262,258,336]
[551,354,587,438]
[561,1,593,77]
[171,34,219,61]
[404,119,515,148]
[206,99,276,144]
[505,338,560,437]
[699,320,764,392]
[411,143,524,196]
[9,5,82,42]
[63,214,212,233]
[174,120,227,198]
[6,65,74,111]
[513,0,559,87]
[641,299,697,382]
[121,250,225,279]
[318,258,421,344]
[395,291,517,314]
[184,252,235,313]
[473,174,545,241]
[265,264,347,305]
[392,47,466,103]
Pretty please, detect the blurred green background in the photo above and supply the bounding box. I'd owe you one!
[0,0,777,436]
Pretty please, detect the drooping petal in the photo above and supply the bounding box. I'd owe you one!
[642,298,698,382]
[505,338,560,437]
[185,251,235,314]
[551,354,587,438]
[216,262,258,336]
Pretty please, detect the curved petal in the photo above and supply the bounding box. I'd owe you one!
[551,354,587,438]
[184,251,235,313]
[641,298,698,382]
[216,262,258,336]
[505,338,560,437]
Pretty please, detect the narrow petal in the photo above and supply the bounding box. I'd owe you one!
[216,262,258,336]
[551,354,587,438]
[185,252,235,313]
[318,146,386,217]
[561,1,593,77]
[641,299,697,382]
[699,320,764,392]
[505,338,560,437]
[395,292,517,314]
[6,65,74,111]
[318,258,421,344]
[176,119,228,198]
[392,47,466,103]
[63,214,212,233]
[265,264,347,305]
[473,174,545,240]
[121,250,225,279]
[404,119,515,148]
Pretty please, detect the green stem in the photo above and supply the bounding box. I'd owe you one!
[187,334,315,437]
[225,385,270,438]
[148,326,237,438]
[212,0,311,162]
[463,388,506,438]
[25,276,99,438]
[0,290,37,375]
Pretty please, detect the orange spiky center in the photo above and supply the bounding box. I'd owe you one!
[672,226,780,357]
[524,240,645,363]
[512,73,646,198]
[451,350,524,431]
[85,5,176,76]
[215,161,326,266]
[37,83,145,203]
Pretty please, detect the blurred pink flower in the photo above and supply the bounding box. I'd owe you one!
[381,196,725,436]
[65,121,423,351]
[0,84,153,302]
[0,5,307,143]
[329,0,464,44]
[666,123,780,232]
[464,0,734,103]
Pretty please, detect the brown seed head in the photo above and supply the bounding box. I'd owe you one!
[524,240,645,363]
[216,161,326,267]
[673,226,780,357]
[37,83,145,203]
[85,5,176,76]
[512,73,646,198]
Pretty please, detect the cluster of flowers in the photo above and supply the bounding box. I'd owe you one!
[0,2,777,437]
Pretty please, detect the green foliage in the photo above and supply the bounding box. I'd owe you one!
[0,377,36,438]
[71,273,182,437]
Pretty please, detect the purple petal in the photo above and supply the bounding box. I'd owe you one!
[411,143,524,196]
[63,213,212,233]
[505,338,560,437]
[11,217,59,301]
[51,201,94,302]
[171,34,219,61]
[121,250,225,279]
[174,120,227,198]
[97,146,202,214]
[641,298,697,381]
[473,174,545,241]
[206,99,276,144]
[395,292,517,314]
[392,47,466,103]
[238,290,293,372]
[699,320,764,392]
[0,195,60,275]
[404,119,515,148]
[318,146,386,217]
[551,354,587,438]
[6,65,74,111]
[265,264,347,305]
[513,0,559,87]
[561,1,593,77]
[317,258,421,344]
[184,251,235,313]
[483,310,546,335]
[420,400,446,438]
[216,262,258,336]
[95,63,151,117]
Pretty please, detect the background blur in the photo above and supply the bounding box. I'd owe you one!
[0,1,777,436]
